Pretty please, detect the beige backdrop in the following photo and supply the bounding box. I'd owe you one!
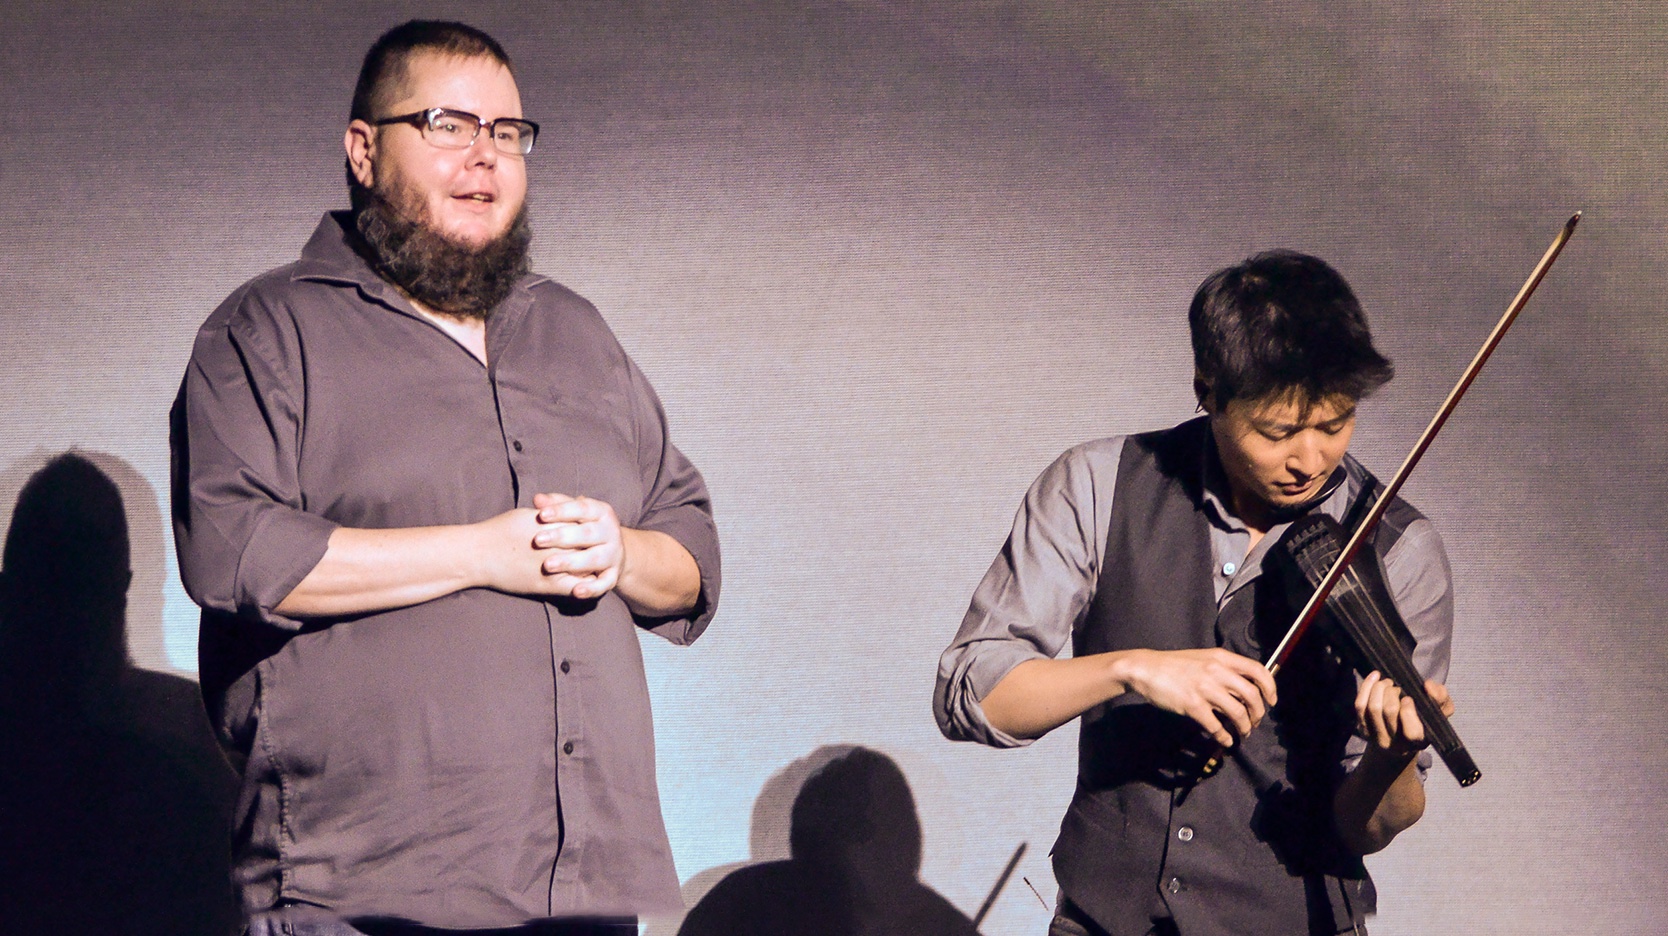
[3,2,1664,933]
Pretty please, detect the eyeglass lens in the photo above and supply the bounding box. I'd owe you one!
[425,110,535,155]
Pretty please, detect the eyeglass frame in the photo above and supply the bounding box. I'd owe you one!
[372,107,540,156]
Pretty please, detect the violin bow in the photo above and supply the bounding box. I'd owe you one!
[972,842,1027,930]
[1263,211,1582,676]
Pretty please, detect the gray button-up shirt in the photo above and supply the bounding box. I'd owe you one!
[934,435,1452,771]
[172,213,720,925]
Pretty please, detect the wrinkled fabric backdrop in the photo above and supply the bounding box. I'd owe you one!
[3,2,1664,933]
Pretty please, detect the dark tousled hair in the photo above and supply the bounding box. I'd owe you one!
[1189,250,1393,411]
[350,20,514,124]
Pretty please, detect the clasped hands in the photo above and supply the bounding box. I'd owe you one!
[1123,647,1453,757]
[481,493,625,601]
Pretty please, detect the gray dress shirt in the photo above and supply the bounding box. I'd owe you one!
[172,213,720,926]
[934,435,1453,770]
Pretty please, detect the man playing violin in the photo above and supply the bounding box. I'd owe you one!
[935,250,1456,936]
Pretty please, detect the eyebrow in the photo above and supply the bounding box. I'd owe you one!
[1256,405,1357,434]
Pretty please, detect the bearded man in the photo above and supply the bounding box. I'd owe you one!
[172,21,719,935]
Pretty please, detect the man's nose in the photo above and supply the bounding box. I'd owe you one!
[1289,432,1325,478]
[465,131,499,167]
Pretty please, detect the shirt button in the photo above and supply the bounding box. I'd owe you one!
[1177,825,1194,842]
[559,659,571,674]
[1222,561,1237,576]
[512,439,524,452]
[1167,876,1183,894]
[563,741,575,755]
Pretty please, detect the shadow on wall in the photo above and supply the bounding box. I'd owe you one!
[0,452,240,935]
[672,745,981,936]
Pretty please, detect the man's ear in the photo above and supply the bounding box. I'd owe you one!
[345,120,377,189]
[1193,374,1215,414]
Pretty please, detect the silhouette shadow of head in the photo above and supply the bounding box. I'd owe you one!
[678,745,977,936]
[789,746,922,884]
[0,452,238,936]
[0,452,132,710]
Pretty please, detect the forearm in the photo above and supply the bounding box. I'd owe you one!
[616,527,701,617]
[1333,748,1426,855]
[274,524,492,617]
[978,653,1135,740]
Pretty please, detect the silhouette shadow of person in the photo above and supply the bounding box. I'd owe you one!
[0,452,239,935]
[678,745,980,936]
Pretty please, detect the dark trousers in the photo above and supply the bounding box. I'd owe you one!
[1047,897,1177,936]
[246,905,637,936]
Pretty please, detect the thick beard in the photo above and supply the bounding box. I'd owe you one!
[353,179,532,321]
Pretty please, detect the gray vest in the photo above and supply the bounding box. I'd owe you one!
[1052,418,1420,936]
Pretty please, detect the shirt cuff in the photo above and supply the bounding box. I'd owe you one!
[234,506,338,629]
[937,638,1048,748]
[631,509,720,645]
[1341,734,1433,781]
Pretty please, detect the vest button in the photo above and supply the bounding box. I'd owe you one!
[1166,876,1183,894]
[563,741,575,755]
[1177,825,1195,842]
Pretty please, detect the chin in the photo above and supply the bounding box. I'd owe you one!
[1263,487,1311,507]
[441,222,507,250]
[429,207,511,246]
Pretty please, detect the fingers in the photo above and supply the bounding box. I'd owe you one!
[541,543,618,576]
[1353,670,1380,724]
[533,520,614,551]
[1357,672,1400,748]
[535,494,613,526]
[1127,649,1275,747]
[1197,651,1274,743]
[487,505,623,600]
[545,564,621,600]
[1189,706,1234,748]
[531,492,574,513]
[1356,672,1440,752]
[1398,695,1425,745]
[528,497,622,599]
[1220,651,1278,710]
[1197,683,1256,744]
[1425,679,1455,717]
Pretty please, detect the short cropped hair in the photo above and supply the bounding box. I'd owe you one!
[1189,250,1393,409]
[349,20,514,123]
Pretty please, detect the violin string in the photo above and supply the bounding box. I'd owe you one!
[1306,544,1410,691]
[1339,573,1461,751]
[1332,563,1445,732]
[1299,538,1460,751]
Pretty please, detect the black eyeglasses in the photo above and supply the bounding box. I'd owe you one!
[374,107,540,156]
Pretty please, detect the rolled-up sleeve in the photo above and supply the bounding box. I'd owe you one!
[622,356,720,646]
[934,439,1125,748]
[1383,519,1454,686]
[170,287,337,631]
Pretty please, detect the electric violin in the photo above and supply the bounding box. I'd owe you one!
[1201,211,1582,786]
